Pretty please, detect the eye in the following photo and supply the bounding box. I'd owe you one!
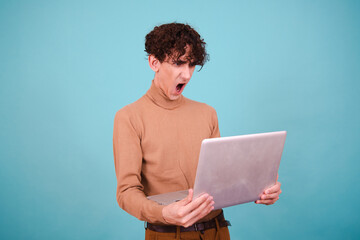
[173,61,186,66]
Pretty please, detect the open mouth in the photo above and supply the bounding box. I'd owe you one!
[176,83,185,93]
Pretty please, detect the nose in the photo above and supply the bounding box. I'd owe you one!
[182,64,193,81]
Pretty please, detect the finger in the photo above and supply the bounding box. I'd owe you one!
[195,203,214,222]
[182,193,210,212]
[255,197,279,205]
[182,198,214,227]
[194,202,214,222]
[183,199,213,227]
[264,182,281,194]
[260,192,280,200]
[174,192,210,219]
[185,203,214,227]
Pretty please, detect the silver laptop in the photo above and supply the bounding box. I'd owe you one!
[147,131,287,209]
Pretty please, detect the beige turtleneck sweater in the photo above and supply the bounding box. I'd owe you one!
[113,80,221,224]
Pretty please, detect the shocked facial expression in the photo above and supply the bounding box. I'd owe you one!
[152,48,196,100]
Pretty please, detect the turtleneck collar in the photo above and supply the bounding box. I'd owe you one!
[145,80,184,110]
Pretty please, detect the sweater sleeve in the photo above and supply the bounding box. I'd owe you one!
[113,107,167,224]
[210,107,220,138]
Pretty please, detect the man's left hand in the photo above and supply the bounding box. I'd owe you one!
[255,175,282,205]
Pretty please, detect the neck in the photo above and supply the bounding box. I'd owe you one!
[146,80,184,110]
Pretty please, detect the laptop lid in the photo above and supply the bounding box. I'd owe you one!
[193,131,287,209]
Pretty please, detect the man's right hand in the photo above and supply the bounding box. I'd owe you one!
[162,189,214,227]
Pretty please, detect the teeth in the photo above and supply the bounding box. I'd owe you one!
[176,84,183,91]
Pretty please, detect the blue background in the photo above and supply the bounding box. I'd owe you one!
[1,0,359,239]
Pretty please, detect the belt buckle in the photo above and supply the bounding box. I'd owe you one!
[144,221,148,229]
[194,222,205,232]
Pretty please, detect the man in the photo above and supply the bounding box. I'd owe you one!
[113,23,282,240]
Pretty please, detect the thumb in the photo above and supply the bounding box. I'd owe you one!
[187,189,194,202]
[178,189,193,206]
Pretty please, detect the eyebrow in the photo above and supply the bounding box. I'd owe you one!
[172,60,186,65]
[172,59,196,66]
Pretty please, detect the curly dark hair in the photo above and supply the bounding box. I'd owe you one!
[145,23,209,68]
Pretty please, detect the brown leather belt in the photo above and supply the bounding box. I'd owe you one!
[145,211,231,233]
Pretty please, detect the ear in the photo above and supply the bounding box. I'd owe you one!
[148,55,160,72]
